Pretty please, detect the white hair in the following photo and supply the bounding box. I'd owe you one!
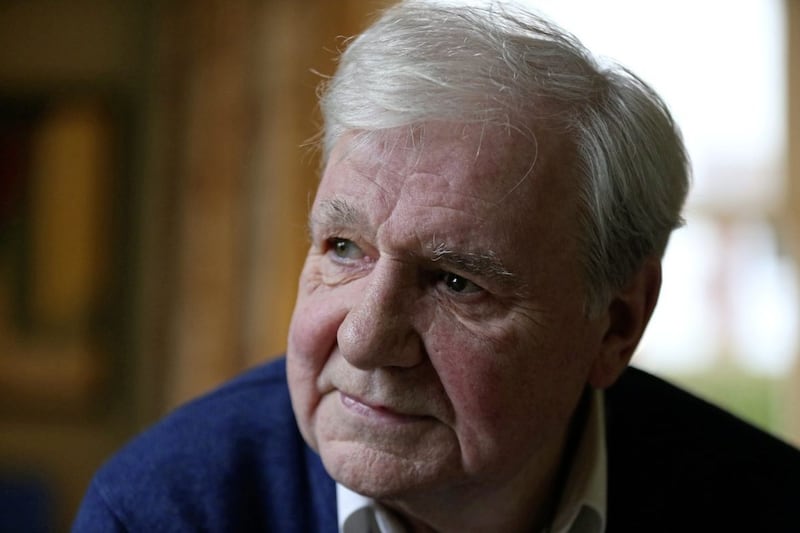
[318,0,690,313]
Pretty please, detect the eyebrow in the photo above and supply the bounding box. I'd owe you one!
[310,198,521,290]
[430,241,519,289]
[308,198,367,237]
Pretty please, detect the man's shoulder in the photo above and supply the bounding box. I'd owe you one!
[108,357,297,471]
[74,357,336,532]
[605,366,800,531]
[606,366,800,461]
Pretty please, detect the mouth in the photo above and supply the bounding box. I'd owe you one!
[339,392,427,423]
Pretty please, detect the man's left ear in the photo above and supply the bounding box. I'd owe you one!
[589,256,662,389]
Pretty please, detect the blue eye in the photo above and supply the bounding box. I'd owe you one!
[328,238,364,260]
[440,272,482,294]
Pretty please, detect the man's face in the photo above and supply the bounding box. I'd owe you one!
[287,123,608,502]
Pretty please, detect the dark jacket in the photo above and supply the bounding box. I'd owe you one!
[606,367,800,531]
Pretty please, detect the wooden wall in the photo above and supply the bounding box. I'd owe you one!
[0,3,151,531]
[136,0,392,416]
[0,1,387,530]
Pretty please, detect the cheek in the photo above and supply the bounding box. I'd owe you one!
[425,315,587,474]
[287,293,343,370]
[424,323,524,464]
[286,277,350,445]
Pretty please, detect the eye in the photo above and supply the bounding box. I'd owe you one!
[327,238,364,260]
[439,272,482,294]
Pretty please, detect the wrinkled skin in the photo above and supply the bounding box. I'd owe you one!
[286,123,655,532]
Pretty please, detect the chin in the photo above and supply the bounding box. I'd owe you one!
[319,439,458,499]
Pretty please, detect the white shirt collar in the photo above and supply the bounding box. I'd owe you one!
[338,484,407,533]
[337,389,607,533]
[548,387,607,533]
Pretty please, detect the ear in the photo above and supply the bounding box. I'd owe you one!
[589,256,662,389]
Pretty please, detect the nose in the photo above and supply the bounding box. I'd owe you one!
[337,260,424,370]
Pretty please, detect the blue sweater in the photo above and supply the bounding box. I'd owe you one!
[75,358,800,531]
[73,359,336,532]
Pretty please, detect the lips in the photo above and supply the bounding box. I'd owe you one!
[339,392,425,423]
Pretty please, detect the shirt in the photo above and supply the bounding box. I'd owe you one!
[337,388,607,533]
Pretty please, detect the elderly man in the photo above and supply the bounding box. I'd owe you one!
[75,1,800,531]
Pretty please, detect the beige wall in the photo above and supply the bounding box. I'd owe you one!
[787,0,800,446]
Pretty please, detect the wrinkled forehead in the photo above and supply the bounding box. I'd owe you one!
[325,122,573,206]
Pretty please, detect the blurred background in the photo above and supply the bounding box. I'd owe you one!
[0,0,797,531]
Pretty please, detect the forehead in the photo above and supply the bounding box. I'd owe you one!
[313,123,582,262]
[320,123,576,206]
[327,125,535,201]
